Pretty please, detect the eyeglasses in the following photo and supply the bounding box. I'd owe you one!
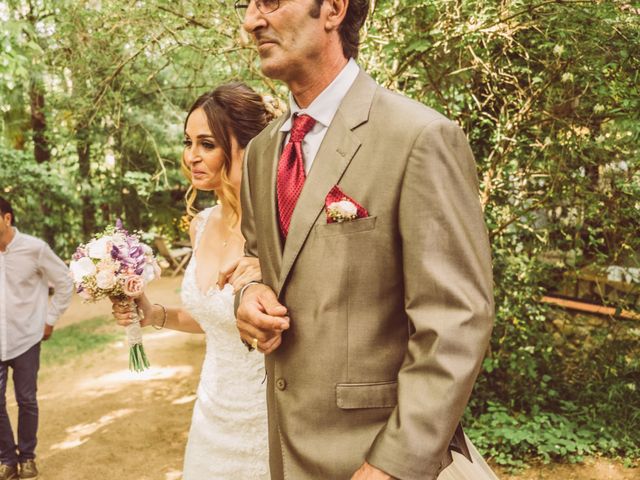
[234,0,280,22]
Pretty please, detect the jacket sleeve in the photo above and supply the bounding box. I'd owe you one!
[366,119,494,479]
[234,140,259,314]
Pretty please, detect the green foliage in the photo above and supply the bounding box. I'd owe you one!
[465,402,639,469]
[1,0,266,254]
[0,143,81,256]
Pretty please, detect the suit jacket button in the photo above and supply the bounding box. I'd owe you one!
[276,378,287,391]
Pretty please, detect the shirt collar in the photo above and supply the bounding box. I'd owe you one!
[3,227,20,253]
[281,58,360,132]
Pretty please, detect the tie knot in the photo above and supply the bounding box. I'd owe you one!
[290,114,316,142]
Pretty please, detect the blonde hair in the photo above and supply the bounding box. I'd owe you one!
[182,82,278,226]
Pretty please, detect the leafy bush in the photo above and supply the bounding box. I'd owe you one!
[367,0,640,465]
[465,402,638,469]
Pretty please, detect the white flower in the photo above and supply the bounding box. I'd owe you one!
[593,104,605,114]
[97,258,118,274]
[96,269,117,290]
[112,233,128,248]
[561,72,574,83]
[87,236,112,259]
[142,263,158,283]
[553,44,564,57]
[70,257,97,283]
[327,199,358,223]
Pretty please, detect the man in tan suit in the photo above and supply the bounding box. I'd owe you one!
[234,1,494,479]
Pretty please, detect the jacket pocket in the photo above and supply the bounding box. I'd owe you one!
[336,380,398,409]
[315,215,377,238]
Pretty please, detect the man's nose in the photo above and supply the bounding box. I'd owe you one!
[242,1,267,34]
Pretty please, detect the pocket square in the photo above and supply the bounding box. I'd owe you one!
[325,185,369,223]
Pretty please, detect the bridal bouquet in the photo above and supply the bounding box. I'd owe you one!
[69,219,161,372]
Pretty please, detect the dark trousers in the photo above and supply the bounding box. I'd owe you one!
[0,342,40,466]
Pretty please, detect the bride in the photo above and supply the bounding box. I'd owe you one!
[111,82,274,479]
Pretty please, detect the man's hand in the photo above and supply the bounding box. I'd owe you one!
[43,324,54,341]
[236,283,289,354]
[217,256,262,292]
[351,462,394,480]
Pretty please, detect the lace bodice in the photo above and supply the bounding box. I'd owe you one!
[179,207,269,479]
[181,206,236,335]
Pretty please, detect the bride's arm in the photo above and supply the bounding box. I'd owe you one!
[111,292,204,334]
[139,216,203,333]
[139,293,204,333]
[110,217,205,334]
[141,216,204,333]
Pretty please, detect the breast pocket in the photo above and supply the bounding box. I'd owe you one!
[315,216,377,238]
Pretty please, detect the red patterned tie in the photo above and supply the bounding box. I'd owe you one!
[277,113,316,237]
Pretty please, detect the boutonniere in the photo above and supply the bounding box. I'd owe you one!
[327,199,358,223]
[325,185,369,223]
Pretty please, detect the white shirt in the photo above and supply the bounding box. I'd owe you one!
[280,58,360,174]
[0,228,73,361]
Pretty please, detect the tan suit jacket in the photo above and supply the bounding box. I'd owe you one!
[240,70,494,480]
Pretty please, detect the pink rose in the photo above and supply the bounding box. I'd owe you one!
[122,275,145,298]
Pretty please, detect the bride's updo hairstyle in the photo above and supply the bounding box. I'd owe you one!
[182,82,276,226]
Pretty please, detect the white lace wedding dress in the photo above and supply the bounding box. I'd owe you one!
[180,207,270,479]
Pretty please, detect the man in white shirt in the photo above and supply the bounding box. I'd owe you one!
[0,197,73,480]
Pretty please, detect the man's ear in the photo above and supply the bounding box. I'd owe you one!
[324,0,348,31]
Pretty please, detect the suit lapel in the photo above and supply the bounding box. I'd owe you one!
[277,71,378,292]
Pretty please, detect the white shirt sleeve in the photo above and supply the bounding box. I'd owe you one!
[39,243,74,326]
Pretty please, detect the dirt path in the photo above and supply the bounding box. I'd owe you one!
[5,276,637,479]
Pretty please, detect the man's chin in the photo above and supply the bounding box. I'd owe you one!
[259,59,288,82]
[258,51,308,84]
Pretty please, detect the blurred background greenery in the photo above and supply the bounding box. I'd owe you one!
[1,0,638,469]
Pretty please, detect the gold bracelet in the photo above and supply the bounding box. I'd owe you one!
[151,303,167,330]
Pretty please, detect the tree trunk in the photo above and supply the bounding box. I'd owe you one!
[29,77,55,247]
[77,125,95,238]
[29,79,51,164]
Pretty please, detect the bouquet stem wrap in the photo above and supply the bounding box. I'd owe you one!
[123,299,150,372]
[126,321,150,372]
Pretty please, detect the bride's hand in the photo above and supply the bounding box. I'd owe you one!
[217,256,262,293]
[110,293,153,327]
